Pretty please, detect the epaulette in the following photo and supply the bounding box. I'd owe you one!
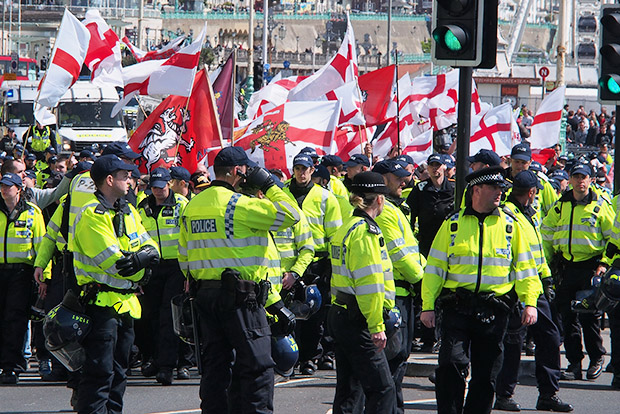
[94,204,107,215]
[364,217,381,235]
[501,205,518,222]
[417,181,428,191]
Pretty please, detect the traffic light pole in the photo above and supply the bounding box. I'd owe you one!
[615,105,620,195]
[455,67,472,207]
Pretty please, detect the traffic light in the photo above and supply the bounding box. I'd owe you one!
[599,6,620,104]
[431,0,498,68]
[253,62,263,90]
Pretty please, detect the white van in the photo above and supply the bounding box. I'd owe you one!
[1,80,39,141]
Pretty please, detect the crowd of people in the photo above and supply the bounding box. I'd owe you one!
[0,116,620,414]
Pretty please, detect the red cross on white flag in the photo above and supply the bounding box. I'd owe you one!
[529,85,566,149]
[469,103,517,157]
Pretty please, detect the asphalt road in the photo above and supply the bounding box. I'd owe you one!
[1,330,618,413]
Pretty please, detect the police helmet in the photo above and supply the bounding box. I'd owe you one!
[594,268,620,312]
[287,284,322,320]
[571,276,602,313]
[171,293,195,345]
[43,293,91,372]
[384,307,403,360]
[271,335,299,376]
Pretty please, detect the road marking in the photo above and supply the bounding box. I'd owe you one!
[147,410,200,414]
[404,398,437,404]
[274,377,318,387]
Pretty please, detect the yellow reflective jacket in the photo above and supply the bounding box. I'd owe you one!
[137,191,187,260]
[72,192,159,319]
[331,211,395,334]
[375,199,425,297]
[178,181,302,306]
[422,206,542,311]
[541,190,614,264]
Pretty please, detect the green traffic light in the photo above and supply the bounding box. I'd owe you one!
[607,77,620,94]
[433,25,468,53]
[444,31,464,51]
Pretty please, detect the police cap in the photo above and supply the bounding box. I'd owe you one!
[312,164,331,181]
[344,154,370,168]
[465,166,507,187]
[350,171,389,195]
[150,167,171,188]
[170,166,191,182]
[321,155,343,167]
[529,161,543,172]
[512,170,543,190]
[511,143,532,161]
[299,147,318,159]
[372,159,410,178]
[0,172,22,187]
[427,153,444,165]
[90,155,135,182]
[570,163,592,177]
[467,149,501,166]
[293,154,314,168]
[102,142,140,159]
[395,154,414,166]
[213,147,250,167]
[550,169,569,181]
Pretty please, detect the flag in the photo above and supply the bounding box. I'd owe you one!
[400,129,434,167]
[122,35,186,62]
[233,101,340,176]
[287,18,358,102]
[246,75,307,120]
[358,65,396,127]
[212,51,235,140]
[128,69,223,174]
[322,81,365,126]
[35,9,91,112]
[331,125,374,161]
[112,24,207,116]
[529,85,566,149]
[469,103,515,157]
[83,9,122,87]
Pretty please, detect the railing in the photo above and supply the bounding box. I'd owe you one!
[162,11,429,21]
[20,4,161,18]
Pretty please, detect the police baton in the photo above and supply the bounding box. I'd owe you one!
[189,296,202,375]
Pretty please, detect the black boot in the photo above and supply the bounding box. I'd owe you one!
[536,394,573,412]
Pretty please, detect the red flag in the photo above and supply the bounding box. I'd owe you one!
[358,65,396,127]
[128,69,223,174]
[212,51,235,140]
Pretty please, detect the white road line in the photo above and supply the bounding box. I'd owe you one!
[274,377,318,387]
[147,410,201,414]
[404,398,437,404]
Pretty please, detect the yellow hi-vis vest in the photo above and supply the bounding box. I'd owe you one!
[30,126,52,153]
[330,211,395,334]
[422,206,542,311]
[137,192,188,260]
[72,193,158,319]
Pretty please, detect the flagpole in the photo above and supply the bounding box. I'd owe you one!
[358,125,364,153]
[395,56,401,155]
[231,47,237,141]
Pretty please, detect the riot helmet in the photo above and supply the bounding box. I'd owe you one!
[271,335,299,376]
[171,293,195,345]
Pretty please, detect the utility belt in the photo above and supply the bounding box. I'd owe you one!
[314,251,329,259]
[558,255,601,270]
[82,282,139,298]
[334,291,392,325]
[437,287,516,324]
[198,268,270,311]
[0,262,30,271]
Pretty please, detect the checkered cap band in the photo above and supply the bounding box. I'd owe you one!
[468,172,505,186]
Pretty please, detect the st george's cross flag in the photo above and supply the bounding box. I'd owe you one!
[122,35,186,62]
[35,9,91,113]
[83,9,123,87]
[529,85,566,149]
[469,103,518,157]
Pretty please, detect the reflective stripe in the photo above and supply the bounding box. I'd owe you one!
[448,256,511,268]
[275,237,295,244]
[92,244,121,266]
[385,290,396,301]
[555,238,604,247]
[332,286,356,296]
[355,283,385,295]
[187,236,270,250]
[516,252,532,262]
[351,264,383,280]
[160,239,179,248]
[48,221,60,232]
[390,245,415,262]
[157,227,179,236]
[278,250,296,258]
[178,245,187,257]
[387,238,405,251]
[425,264,447,280]
[557,224,598,233]
[428,248,448,262]
[6,251,32,259]
[325,219,342,228]
[280,200,300,223]
[270,202,286,231]
[448,273,509,285]
[512,267,538,280]
[307,216,322,225]
[269,276,281,286]
[187,256,281,270]
[74,268,135,290]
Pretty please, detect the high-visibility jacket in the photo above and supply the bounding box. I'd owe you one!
[0,197,50,278]
[330,210,395,334]
[329,175,349,198]
[272,209,315,284]
[28,125,53,153]
[137,191,187,260]
[283,183,342,255]
[541,190,614,264]
[375,199,425,297]
[503,199,551,280]
[66,171,97,251]
[592,183,613,204]
[504,173,558,221]
[334,192,353,220]
[178,181,301,307]
[35,160,48,172]
[422,206,542,311]
[36,168,52,189]
[72,192,158,319]
[33,194,68,273]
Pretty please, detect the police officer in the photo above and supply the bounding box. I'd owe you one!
[467,149,502,172]
[541,163,613,381]
[284,153,342,375]
[329,171,396,413]
[373,159,425,414]
[342,154,370,192]
[101,143,141,206]
[421,166,542,414]
[170,166,192,201]
[321,155,348,198]
[23,122,58,159]
[0,173,48,384]
[178,147,300,413]
[136,167,189,385]
[72,155,160,413]
[495,170,573,412]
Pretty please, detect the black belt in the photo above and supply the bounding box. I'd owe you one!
[94,284,139,294]
[395,280,412,290]
[561,255,601,269]
[335,291,358,308]
[314,251,329,259]
[0,263,29,270]
[197,279,222,289]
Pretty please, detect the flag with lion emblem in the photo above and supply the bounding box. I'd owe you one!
[128,69,222,173]
[233,101,340,177]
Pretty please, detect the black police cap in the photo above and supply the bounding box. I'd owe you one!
[350,171,389,195]
[465,166,506,187]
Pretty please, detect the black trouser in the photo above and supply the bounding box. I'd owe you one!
[77,305,134,414]
[296,257,332,363]
[496,294,561,399]
[556,265,606,365]
[195,287,274,414]
[388,295,413,414]
[136,260,185,371]
[328,305,396,414]
[0,265,33,374]
[33,260,66,365]
[609,304,620,377]
[435,305,510,414]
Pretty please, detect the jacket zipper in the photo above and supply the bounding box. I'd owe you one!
[475,219,484,294]
[568,203,575,262]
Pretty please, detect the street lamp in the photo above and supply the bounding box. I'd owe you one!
[296,35,300,54]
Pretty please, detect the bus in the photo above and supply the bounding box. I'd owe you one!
[0,56,37,81]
